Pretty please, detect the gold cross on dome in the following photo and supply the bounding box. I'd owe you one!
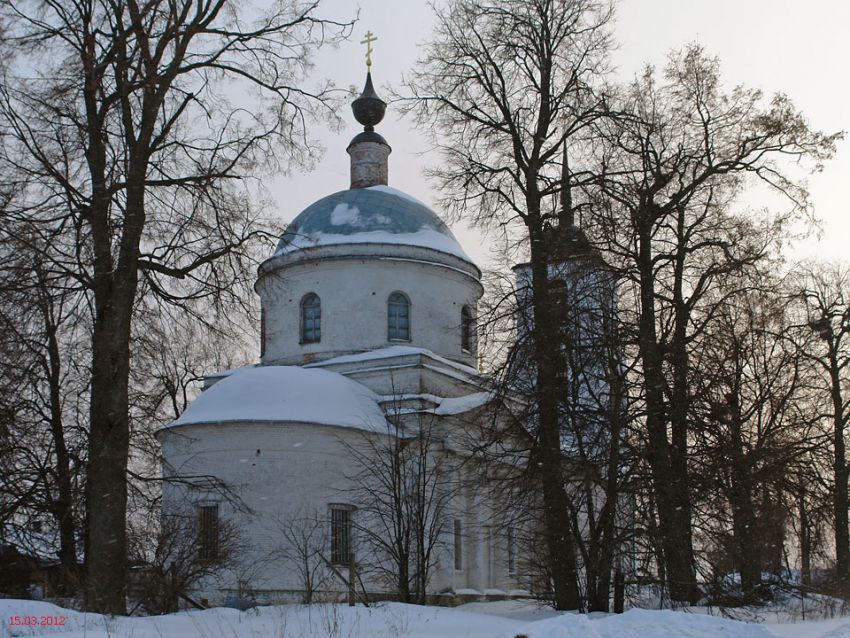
[360,30,378,70]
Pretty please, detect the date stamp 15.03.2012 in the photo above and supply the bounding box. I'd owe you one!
[7,615,67,627]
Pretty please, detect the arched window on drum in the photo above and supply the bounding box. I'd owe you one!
[461,305,474,353]
[387,292,411,341]
[300,293,321,343]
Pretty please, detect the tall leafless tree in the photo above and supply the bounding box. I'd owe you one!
[690,276,820,601]
[345,405,457,604]
[592,46,839,601]
[498,237,635,611]
[0,227,89,592]
[0,0,353,612]
[404,0,614,609]
[793,264,850,585]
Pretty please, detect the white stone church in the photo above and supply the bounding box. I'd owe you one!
[157,72,531,605]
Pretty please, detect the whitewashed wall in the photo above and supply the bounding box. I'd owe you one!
[158,419,520,604]
[257,244,482,368]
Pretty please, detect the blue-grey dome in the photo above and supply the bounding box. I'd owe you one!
[275,185,471,262]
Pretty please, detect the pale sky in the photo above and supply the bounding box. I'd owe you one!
[269,0,849,270]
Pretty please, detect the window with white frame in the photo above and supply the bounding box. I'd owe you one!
[300,293,321,343]
[387,292,411,341]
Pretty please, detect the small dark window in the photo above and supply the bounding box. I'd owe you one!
[387,292,411,341]
[301,293,321,343]
[461,305,473,352]
[330,506,353,565]
[549,278,567,313]
[260,308,266,357]
[198,504,219,561]
[454,519,463,571]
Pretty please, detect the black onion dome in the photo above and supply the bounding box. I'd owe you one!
[351,72,386,131]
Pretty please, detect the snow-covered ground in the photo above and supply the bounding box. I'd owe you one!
[0,598,846,638]
[768,618,850,638]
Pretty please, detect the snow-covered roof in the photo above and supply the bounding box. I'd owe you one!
[377,391,493,416]
[434,392,491,415]
[204,364,255,379]
[274,186,472,262]
[169,366,388,433]
[305,345,482,379]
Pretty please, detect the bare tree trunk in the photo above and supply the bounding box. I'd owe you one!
[82,129,146,609]
[829,347,850,583]
[588,363,626,612]
[728,445,761,598]
[797,267,850,586]
[42,296,79,590]
[529,224,582,611]
[668,236,699,602]
[85,282,136,612]
[635,223,698,603]
[798,479,812,586]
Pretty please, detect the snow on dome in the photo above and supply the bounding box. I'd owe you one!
[367,184,430,206]
[169,366,388,433]
[329,202,361,226]
[275,186,472,262]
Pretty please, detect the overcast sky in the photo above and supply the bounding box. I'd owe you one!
[268,0,849,270]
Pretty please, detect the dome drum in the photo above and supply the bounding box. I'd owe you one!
[256,74,482,369]
[257,255,480,367]
[348,141,390,189]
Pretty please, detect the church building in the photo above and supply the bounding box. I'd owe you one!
[157,70,525,605]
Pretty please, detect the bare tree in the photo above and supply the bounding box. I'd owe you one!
[404,0,614,610]
[793,264,850,585]
[592,46,839,601]
[0,229,88,593]
[0,0,353,612]
[689,276,820,601]
[271,509,333,604]
[131,510,246,614]
[345,403,457,604]
[500,241,635,611]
